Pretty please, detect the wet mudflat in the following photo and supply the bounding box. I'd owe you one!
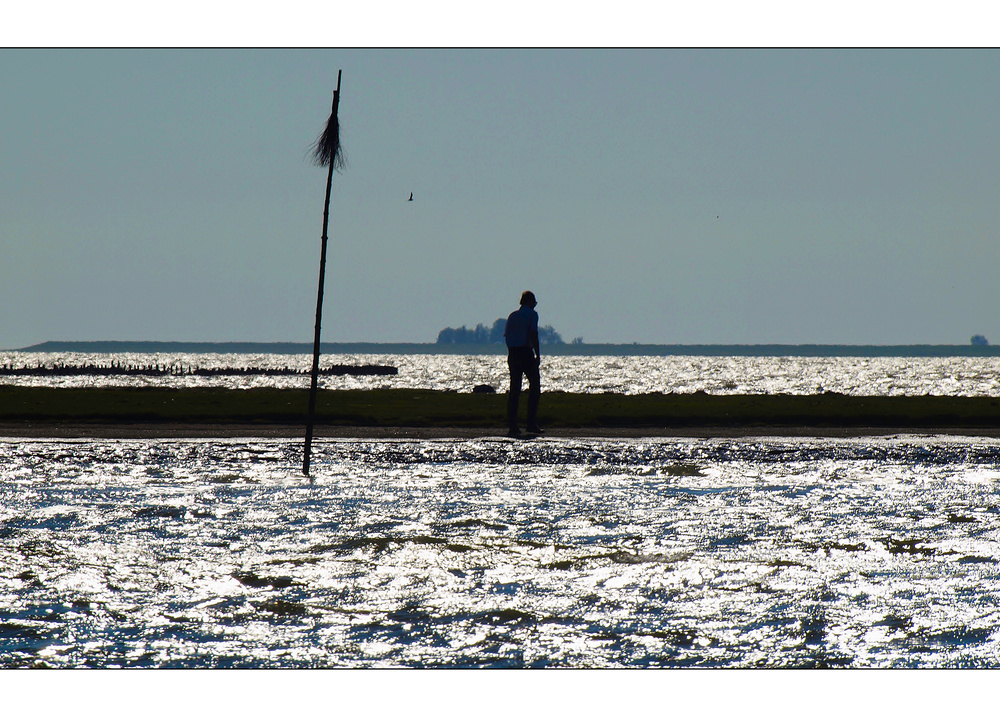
[2,436,1000,668]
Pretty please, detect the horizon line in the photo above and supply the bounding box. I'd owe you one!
[8,340,1000,358]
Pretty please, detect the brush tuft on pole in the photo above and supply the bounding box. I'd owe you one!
[312,72,345,170]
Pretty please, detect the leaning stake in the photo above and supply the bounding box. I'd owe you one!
[304,70,345,476]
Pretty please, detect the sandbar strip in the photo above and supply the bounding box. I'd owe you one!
[4,422,1000,440]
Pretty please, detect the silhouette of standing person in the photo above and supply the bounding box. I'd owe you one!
[504,290,543,436]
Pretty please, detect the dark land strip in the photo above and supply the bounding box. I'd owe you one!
[0,363,396,377]
[14,340,1000,357]
[2,386,1000,438]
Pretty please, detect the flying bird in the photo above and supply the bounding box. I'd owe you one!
[408,192,414,202]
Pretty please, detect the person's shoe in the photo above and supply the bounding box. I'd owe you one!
[507,427,521,437]
[526,424,545,434]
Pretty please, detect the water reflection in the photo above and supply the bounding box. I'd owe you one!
[2,436,1000,667]
[4,351,1000,395]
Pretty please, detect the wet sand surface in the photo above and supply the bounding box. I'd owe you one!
[5,422,1000,439]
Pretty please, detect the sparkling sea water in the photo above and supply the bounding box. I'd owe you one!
[3,353,1000,668]
[4,350,1000,395]
[3,436,1000,668]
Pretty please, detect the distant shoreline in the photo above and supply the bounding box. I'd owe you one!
[12,340,1000,358]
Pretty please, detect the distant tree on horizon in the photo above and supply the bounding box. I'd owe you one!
[489,318,506,344]
[538,325,564,345]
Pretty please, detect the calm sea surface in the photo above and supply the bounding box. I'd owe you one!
[4,351,1000,395]
[3,353,1000,668]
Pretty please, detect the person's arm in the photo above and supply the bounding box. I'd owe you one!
[530,327,540,362]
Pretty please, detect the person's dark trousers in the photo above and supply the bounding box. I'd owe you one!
[507,346,540,430]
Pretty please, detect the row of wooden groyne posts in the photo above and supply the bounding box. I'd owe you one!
[0,362,398,377]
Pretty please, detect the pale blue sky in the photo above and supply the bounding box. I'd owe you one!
[4,47,1000,348]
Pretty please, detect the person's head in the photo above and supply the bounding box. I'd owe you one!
[520,290,537,308]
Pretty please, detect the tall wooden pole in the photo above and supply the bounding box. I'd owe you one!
[304,70,342,477]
